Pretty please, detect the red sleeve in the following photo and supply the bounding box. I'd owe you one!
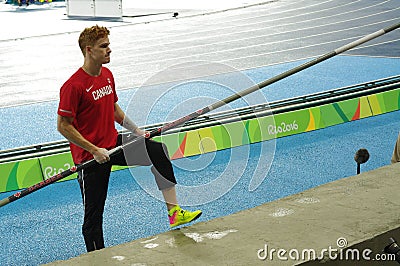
[58,82,81,118]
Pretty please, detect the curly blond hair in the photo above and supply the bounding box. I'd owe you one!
[78,25,110,55]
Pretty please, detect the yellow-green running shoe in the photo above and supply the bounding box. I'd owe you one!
[168,205,202,228]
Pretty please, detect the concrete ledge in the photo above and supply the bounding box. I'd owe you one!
[46,163,400,265]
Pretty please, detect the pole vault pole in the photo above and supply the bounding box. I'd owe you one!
[1,22,399,208]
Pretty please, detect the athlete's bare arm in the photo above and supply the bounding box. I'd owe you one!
[114,103,146,136]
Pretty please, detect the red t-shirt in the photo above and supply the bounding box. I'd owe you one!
[58,67,118,164]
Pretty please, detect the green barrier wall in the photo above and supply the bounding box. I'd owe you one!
[1,88,399,193]
[39,152,78,182]
[153,88,400,159]
[0,159,44,192]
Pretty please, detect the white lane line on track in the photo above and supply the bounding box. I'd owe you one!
[113,0,376,50]
[114,17,399,67]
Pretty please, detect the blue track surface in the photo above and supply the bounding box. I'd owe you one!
[0,56,399,265]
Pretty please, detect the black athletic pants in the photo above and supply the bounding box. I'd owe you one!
[77,134,177,252]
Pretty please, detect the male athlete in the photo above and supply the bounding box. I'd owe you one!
[57,25,201,252]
